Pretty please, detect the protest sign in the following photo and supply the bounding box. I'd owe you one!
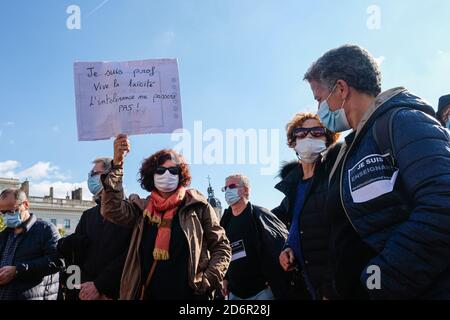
[74,59,183,141]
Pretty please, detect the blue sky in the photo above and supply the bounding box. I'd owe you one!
[1,0,449,210]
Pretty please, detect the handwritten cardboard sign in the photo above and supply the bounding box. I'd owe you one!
[74,59,183,141]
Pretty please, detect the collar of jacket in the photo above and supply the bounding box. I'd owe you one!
[131,188,209,213]
[274,145,339,196]
[274,161,302,196]
[328,87,408,182]
[5,213,37,234]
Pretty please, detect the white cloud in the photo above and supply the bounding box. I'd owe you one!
[15,162,62,180]
[0,160,90,200]
[0,160,70,181]
[0,160,20,173]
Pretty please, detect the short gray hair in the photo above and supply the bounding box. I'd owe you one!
[225,174,250,189]
[0,188,27,203]
[93,157,113,172]
[304,44,382,97]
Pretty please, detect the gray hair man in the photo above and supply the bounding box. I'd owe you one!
[304,44,450,299]
[57,156,132,300]
[219,174,289,300]
[0,188,61,300]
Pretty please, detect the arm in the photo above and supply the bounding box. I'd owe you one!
[57,211,89,261]
[100,163,139,228]
[16,223,63,280]
[271,197,290,228]
[361,110,450,299]
[93,251,128,299]
[257,208,291,299]
[199,203,232,293]
[100,134,140,228]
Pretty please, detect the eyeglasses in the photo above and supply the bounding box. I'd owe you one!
[0,203,23,215]
[89,170,102,177]
[155,166,180,175]
[293,126,327,139]
[221,184,241,192]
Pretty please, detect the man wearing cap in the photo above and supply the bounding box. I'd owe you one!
[437,94,450,130]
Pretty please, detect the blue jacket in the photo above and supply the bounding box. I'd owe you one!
[0,214,62,300]
[335,87,450,299]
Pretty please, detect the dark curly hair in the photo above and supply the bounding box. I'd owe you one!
[139,149,191,192]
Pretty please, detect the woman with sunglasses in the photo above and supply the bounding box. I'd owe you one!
[99,134,231,300]
[273,112,341,300]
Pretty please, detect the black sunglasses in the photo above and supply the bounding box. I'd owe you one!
[0,202,23,215]
[221,184,241,192]
[293,126,327,139]
[155,166,180,175]
[89,170,102,177]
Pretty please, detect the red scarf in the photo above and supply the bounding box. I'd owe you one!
[143,187,186,260]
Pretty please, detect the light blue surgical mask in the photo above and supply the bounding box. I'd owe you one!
[5,211,23,229]
[318,85,351,133]
[225,188,241,206]
[88,172,103,196]
[446,119,450,130]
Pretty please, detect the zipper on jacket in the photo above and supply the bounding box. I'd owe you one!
[339,138,361,236]
[133,220,143,300]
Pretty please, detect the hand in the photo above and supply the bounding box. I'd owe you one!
[79,281,101,300]
[113,134,130,166]
[221,279,229,297]
[279,248,296,272]
[0,266,17,285]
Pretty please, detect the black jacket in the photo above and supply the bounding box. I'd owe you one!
[0,214,62,300]
[272,143,342,299]
[221,203,290,299]
[57,203,132,299]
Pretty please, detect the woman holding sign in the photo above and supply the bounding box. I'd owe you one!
[100,134,231,300]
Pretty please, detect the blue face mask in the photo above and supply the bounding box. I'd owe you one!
[225,188,241,206]
[446,119,450,130]
[88,173,103,196]
[318,86,351,133]
[5,211,23,229]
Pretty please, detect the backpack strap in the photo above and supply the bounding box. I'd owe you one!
[372,107,410,166]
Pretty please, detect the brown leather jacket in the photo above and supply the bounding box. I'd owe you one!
[100,164,231,300]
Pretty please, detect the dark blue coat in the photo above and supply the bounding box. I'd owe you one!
[338,87,450,299]
[0,214,62,300]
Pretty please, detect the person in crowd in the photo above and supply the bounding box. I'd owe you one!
[100,134,231,300]
[303,44,450,299]
[57,157,133,300]
[274,112,341,300]
[0,188,62,300]
[437,94,450,129]
[220,174,289,300]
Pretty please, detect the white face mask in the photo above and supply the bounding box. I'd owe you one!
[294,138,327,163]
[154,170,180,193]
